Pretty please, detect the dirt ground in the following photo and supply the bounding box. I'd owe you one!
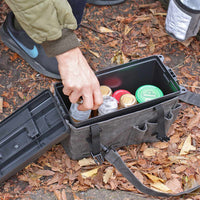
[0,0,200,199]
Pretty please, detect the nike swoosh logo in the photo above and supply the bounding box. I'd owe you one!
[8,29,39,58]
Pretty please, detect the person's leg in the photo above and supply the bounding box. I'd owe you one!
[87,0,125,6]
[0,2,87,79]
[68,0,87,25]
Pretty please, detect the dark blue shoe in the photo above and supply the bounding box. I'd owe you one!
[0,12,60,79]
[87,0,125,5]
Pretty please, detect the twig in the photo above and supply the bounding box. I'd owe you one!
[80,23,120,39]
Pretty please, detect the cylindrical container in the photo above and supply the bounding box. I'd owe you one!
[69,103,91,122]
[165,0,200,41]
[119,94,137,108]
[98,96,118,116]
[100,85,112,97]
[112,89,131,103]
[135,85,164,103]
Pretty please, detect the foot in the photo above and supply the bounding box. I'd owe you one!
[0,12,60,79]
[87,0,125,6]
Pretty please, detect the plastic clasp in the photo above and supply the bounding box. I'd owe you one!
[91,152,104,165]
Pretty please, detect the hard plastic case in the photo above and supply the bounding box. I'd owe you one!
[0,90,69,183]
[0,55,186,183]
[54,55,186,128]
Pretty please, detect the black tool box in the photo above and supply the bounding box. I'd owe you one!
[55,55,185,128]
[0,55,186,183]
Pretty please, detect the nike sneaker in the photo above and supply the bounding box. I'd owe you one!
[87,0,125,5]
[0,12,60,79]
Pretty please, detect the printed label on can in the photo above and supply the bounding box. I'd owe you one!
[165,0,192,41]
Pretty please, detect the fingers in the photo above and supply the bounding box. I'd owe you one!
[63,85,103,111]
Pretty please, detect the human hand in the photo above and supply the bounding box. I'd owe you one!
[56,47,103,111]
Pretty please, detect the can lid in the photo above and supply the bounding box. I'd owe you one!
[119,94,137,108]
[112,89,131,103]
[98,96,118,115]
[100,85,112,97]
[135,85,164,103]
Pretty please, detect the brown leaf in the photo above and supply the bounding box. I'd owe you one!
[191,81,199,92]
[73,193,84,200]
[0,97,3,113]
[88,50,100,58]
[143,148,160,158]
[3,101,9,108]
[180,135,196,155]
[188,113,200,129]
[103,167,113,184]
[99,27,114,33]
[148,38,155,53]
[175,165,187,174]
[17,91,25,100]
[150,182,172,193]
[47,173,61,185]
[78,158,96,167]
[54,190,62,200]
[35,169,55,177]
[152,142,169,149]
[61,189,67,200]
[133,171,144,184]
[143,172,164,183]
[81,167,99,179]
[166,178,183,193]
[164,168,172,179]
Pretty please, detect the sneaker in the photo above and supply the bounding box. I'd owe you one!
[87,0,125,6]
[0,12,60,79]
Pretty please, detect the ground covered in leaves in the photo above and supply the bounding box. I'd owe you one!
[0,0,200,199]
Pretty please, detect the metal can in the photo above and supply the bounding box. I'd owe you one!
[69,103,91,122]
[135,85,164,103]
[98,96,118,116]
[100,85,112,97]
[119,93,137,108]
[112,89,131,103]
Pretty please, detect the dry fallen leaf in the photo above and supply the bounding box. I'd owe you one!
[175,165,187,174]
[124,25,133,35]
[152,142,169,149]
[73,193,84,200]
[151,182,172,193]
[35,169,55,177]
[81,168,99,179]
[78,158,96,167]
[187,113,200,130]
[88,50,100,58]
[166,178,183,193]
[143,148,160,157]
[54,190,62,200]
[143,172,165,183]
[180,135,196,155]
[103,167,113,184]
[61,189,67,200]
[99,26,114,33]
[17,91,25,100]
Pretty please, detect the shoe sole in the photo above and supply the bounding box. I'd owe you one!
[0,26,60,79]
[87,0,125,5]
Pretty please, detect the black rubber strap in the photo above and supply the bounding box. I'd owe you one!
[90,124,101,155]
[104,148,200,197]
[154,105,169,142]
[179,91,200,107]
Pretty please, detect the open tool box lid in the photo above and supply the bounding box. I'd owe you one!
[0,55,186,183]
[0,90,70,183]
[54,55,186,128]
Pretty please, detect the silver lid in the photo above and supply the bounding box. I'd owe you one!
[98,96,118,116]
